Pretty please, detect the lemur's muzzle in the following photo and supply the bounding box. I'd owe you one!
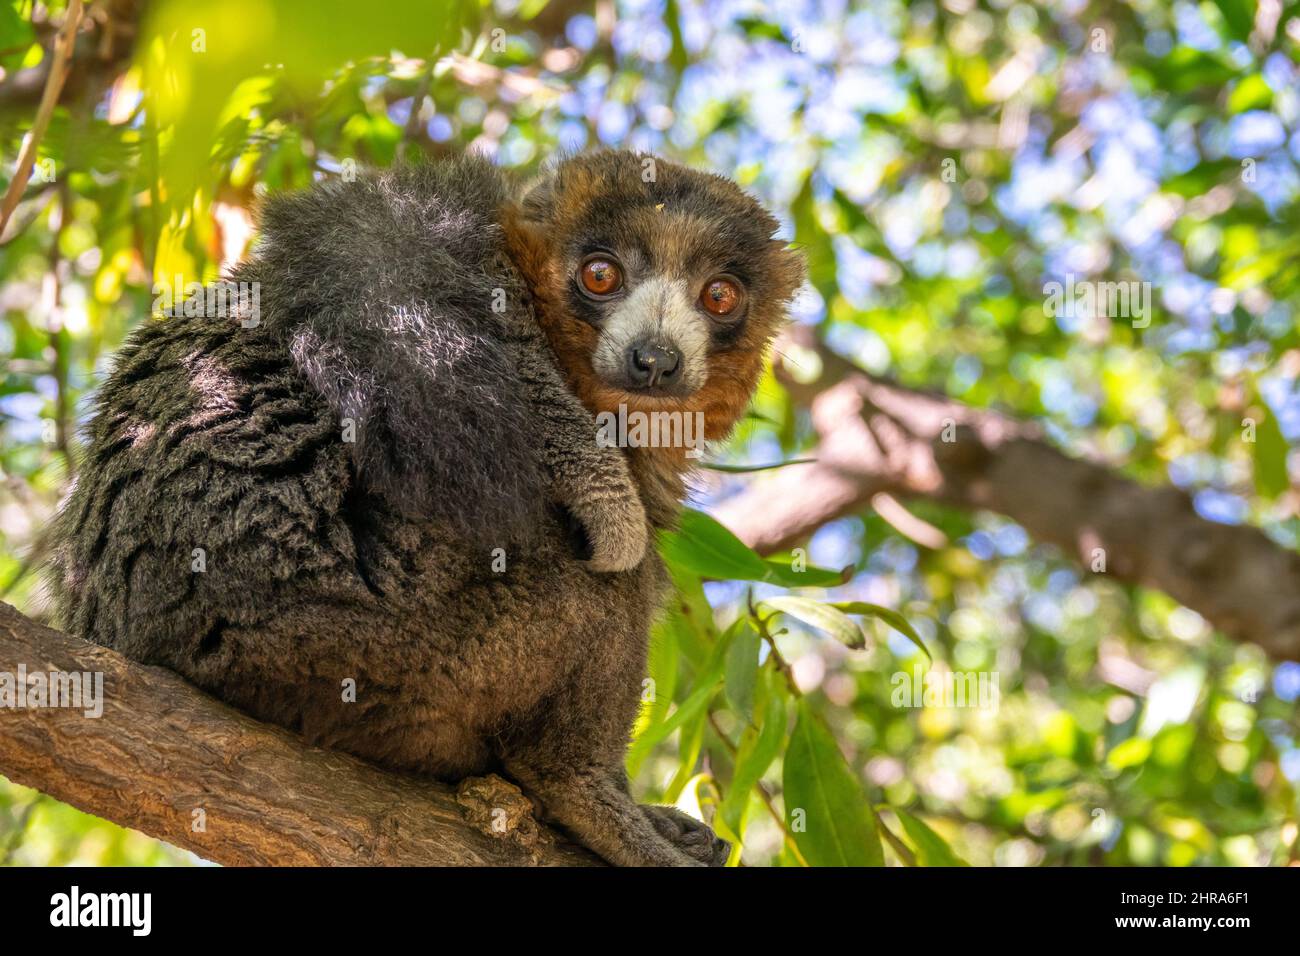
[591,276,710,398]
[626,342,681,388]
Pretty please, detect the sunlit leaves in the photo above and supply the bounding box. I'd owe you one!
[831,601,930,659]
[1208,0,1255,43]
[717,684,786,838]
[626,613,731,778]
[1226,74,1272,114]
[659,508,768,580]
[657,509,848,586]
[723,618,760,722]
[1251,407,1289,500]
[893,808,968,867]
[0,1,33,70]
[760,595,865,650]
[783,700,883,867]
[136,0,481,252]
[3,0,1297,871]
[700,457,817,474]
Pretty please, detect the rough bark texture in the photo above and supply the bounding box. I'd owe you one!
[715,327,1300,661]
[0,602,600,866]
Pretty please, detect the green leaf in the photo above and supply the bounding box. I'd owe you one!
[761,596,865,649]
[734,17,787,42]
[719,683,787,836]
[724,619,760,722]
[626,617,734,776]
[1107,737,1153,770]
[1210,0,1254,42]
[641,604,681,731]
[626,663,721,777]
[663,705,708,804]
[831,602,930,659]
[659,509,848,585]
[1162,159,1236,197]
[515,0,551,20]
[742,409,782,426]
[1252,409,1290,499]
[0,2,34,68]
[1227,74,1273,113]
[664,565,719,668]
[664,0,689,74]
[140,0,482,215]
[760,554,849,587]
[893,808,968,866]
[658,509,770,581]
[782,700,883,866]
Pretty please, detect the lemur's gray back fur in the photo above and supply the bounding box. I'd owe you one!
[236,157,546,536]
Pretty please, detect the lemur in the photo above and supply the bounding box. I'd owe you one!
[45,150,804,866]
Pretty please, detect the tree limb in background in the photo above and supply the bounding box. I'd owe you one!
[0,0,83,237]
[716,326,1300,660]
[0,603,600,867]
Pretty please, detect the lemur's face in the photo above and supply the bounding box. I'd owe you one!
[574,242,728,400]
[505,151,803,441]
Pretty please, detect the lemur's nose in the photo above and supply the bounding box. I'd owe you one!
[627,344,681,387]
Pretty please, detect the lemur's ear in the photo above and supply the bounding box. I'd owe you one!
[517,168,559,223]
[774,238,808,289]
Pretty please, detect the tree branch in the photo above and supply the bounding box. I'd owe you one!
[0,602,601,866]
[0,1,84,236]
[717,327,1300,660]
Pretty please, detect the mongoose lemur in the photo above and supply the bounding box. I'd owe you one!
[45,150,803,866]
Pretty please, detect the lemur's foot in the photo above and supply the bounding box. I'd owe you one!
[643,805,731,866]
[560,494,648,573]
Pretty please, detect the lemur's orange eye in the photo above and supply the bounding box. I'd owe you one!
[579,257,622,297]
[701,277,742,316]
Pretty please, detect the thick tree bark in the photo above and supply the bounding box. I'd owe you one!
[0,602,600,866]
[716,327,1300,661]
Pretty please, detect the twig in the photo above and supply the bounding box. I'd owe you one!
[0,184,55,245]
[0,0,84,237]
[45,178,74,477]
[747,590,801,697]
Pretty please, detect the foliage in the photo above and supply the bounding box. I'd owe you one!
[2,0,1299,866]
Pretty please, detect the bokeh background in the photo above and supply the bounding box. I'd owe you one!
[2,0,1299,866]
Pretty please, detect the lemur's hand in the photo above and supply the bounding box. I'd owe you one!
[562,490,648,573]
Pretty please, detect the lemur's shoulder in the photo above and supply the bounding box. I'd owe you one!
[229,157,551,542]
[245,156,520,316]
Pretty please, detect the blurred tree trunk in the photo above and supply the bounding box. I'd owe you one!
[716,327,1300,661]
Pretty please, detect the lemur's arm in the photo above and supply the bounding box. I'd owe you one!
[504,312,647,572]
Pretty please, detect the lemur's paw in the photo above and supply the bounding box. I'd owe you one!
[568,494,648,573]
[643,805,731,867]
